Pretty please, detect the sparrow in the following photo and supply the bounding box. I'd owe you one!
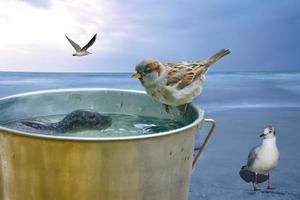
[65,33,97,56]
[132,49,230,111]
[240,126,279,191]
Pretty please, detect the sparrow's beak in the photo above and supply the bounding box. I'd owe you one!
[132,72,142,79]
[259,133,266,137]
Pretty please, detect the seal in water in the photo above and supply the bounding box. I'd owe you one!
[19,109,112,132]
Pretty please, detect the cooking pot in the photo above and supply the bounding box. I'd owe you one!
[0,88,215,200]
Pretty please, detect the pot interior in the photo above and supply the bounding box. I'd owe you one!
[0,89,203,138]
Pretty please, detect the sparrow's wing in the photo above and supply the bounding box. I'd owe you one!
[65,35,81,52]
[166,64,191,85]
[166,63,206,90]
[82,33,97,51]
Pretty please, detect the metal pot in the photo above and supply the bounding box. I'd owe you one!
[0,88,215,200]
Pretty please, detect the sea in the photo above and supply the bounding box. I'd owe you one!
[0,71,299,112]
[1,71,300,200]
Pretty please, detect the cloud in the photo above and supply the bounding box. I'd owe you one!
[0,0,299,72]
[23,0,52,9]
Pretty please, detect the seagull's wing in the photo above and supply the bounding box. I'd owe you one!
[239,167,268,183]
[82,33,97,51]
[239,167,255,183]
[65,35,81,52]
[165,63,206,90]
[247,146,260,167]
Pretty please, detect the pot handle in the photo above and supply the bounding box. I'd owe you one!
[192,118,216,168]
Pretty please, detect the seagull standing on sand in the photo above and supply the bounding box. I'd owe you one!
[65,34,97,56]
[240,126,279,191]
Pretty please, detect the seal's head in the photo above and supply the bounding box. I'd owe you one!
[84,111,112,129]
[62,109,112,131]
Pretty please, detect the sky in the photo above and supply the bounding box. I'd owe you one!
[0,0,299,72]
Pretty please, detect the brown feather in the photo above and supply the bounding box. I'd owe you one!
[165,63,206,89]
[146,61,162,76]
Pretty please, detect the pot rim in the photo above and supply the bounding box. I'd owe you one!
[0,88,204,141]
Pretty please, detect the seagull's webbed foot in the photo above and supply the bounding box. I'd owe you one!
[267,186,275,190]
[252,183,260,192]
[266,172,275,190]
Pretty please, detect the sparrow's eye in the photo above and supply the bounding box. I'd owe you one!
[269,130,272,133]
[144,68,152,73]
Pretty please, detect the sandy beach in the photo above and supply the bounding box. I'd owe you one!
[190,107,300,200]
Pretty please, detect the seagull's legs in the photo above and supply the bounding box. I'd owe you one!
[253,173,260,191]
[267,172,275,190]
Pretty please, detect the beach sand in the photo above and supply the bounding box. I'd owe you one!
[190,107,300,200]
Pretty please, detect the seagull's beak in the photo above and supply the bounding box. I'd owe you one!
[259,133,266,137]
[132,72,142,79]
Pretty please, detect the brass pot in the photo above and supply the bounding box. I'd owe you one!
[0,89,215,200]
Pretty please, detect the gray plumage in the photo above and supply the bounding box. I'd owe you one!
[240,143,268,184]
[65,34,97,56]
[246,145,259,168]
[239,126,279,191]
[239,166,268,183]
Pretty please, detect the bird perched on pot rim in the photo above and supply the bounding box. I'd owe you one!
[240,126,279,191]
[132,49,230,111]
[65,33,97,56]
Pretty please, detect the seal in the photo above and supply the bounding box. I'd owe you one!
[19,109,112,133]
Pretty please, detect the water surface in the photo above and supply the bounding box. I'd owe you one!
[1,71,300,112]
[5,113,186,137]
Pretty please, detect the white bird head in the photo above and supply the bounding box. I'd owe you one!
[132,60,165,85]
[260,125,276,139]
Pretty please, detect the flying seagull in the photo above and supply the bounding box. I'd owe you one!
[65,34,97,56]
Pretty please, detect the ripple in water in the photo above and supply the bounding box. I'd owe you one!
[4,113,187,137]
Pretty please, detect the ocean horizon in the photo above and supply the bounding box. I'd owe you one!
[1,71,300,113]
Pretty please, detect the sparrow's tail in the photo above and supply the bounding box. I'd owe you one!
[204,48,231,68]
